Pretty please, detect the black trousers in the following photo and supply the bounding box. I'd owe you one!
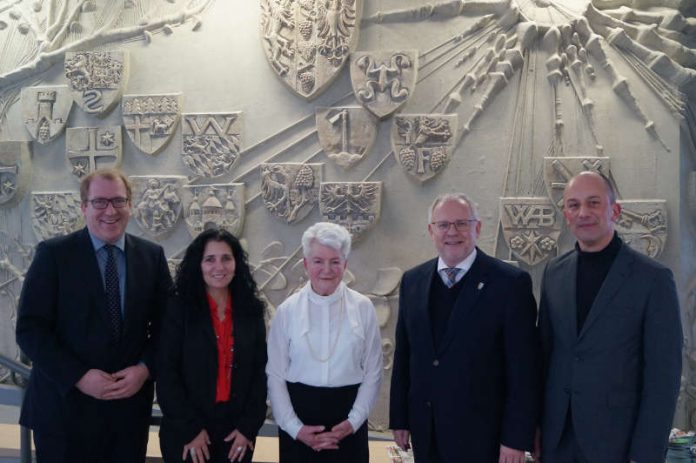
[279,382,369,463]
[32,399,150,463]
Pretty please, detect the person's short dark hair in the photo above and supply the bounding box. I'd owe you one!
[175,228,265,317]
[80,168,133,204]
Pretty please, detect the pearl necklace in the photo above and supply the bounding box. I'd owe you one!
[304,287,345,363]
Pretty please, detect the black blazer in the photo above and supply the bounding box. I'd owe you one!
[16,228,171,432]
[389,249,541,462]
[539,242,682,463]
[156,294,267,458]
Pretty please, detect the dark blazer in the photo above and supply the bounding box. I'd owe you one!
[539,241,682,463]
[16,227,171,433]
[389,249,541,462]
[157,294,267,462]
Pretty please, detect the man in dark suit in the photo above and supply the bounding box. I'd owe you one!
[16,168,172,463]
[538,171,682,463]
[389,193,541,463]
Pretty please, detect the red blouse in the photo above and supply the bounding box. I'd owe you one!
[206,292,234,403]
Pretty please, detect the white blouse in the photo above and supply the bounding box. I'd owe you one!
[266,282,383,439]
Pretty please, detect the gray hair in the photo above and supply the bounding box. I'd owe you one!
[301,222,352,260]
[428,193,480,223]
[566,170,617,204]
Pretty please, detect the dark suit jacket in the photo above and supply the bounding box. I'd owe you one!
[16,227,171,433]
[156,295,267,461]
[389,249,541,462]
[539,241,682,463]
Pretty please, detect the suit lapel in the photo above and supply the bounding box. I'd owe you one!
[436,250,487,356]
[414,260,438,358]
[123,234,137,337]
[555,251,579,340]
[578,244,634,340]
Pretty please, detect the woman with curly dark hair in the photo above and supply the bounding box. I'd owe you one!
[157,228,267,463]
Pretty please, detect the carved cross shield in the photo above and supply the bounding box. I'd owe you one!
[22,86,72,144]
[260,0,363,100]
[319,181,381,241]
[499,197,561,266]
[65,51,128,116]
[616,200,668,259]
[391,114,458,182]
[182,113,243,178]
[130,176,187,238]
[316,106,377,169]
[181,183,245,238]
[0,141,31,207]
[123,94,181,155]
[31,192,84,240]
[66,127,122,180]
[261,163,322,224]
[543,156,611,210]
[350,50,418,118]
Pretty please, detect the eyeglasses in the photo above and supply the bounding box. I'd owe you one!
[431,219,478,232]
[86,197,129,209]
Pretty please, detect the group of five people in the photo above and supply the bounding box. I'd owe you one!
[16,168,681,463]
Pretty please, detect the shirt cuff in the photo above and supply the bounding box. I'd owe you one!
[347,410,364,434]
[285,417,304,440]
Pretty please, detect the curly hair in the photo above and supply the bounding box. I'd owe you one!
[174,228,265,318]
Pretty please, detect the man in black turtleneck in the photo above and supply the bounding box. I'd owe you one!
[538,171,682,463]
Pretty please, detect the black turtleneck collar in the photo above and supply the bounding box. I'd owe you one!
[575,232,622,333]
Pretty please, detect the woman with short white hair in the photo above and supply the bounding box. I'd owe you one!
[267,222,383,463]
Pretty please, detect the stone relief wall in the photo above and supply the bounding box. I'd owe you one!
[0,0,694,432]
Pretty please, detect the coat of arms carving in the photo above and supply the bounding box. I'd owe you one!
[182,113,243,178]
[31,192,84,240]
[319,182,381,240]
[260,0,363,99]
[130,176,187,237]
[66,127,122,180]
[392,114,458,182]
[123,94,181,155]
[316,106,377,169]
[0,141,31,207]
[543,156,611,210]
[616,200,668,259]
[181,184,245,237]
[64,51,128,116]
[499,197,560,266]
[21,86,72,144]
[350,50,418,118]
[261,163,322,224]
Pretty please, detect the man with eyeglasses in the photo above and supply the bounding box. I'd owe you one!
[16,168,172,462]
[390,193,541,463]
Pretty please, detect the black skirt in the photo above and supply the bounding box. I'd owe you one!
[278,382,369,463]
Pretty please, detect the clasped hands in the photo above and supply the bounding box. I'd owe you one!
[75,365,149,400]
[297,420,354,452]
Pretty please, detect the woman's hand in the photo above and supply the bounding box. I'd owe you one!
[297,425,339,451]
[182,429,211,463]
[224,429,254,462]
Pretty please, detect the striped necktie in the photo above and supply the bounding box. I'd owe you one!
[104,244,122,339]
[443,267,460,288]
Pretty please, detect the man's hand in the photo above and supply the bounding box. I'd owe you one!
[393,429,411,451]
[297,425,339,451]
[75,369,116,399]
[103,364,149,400]
[499,444,526,463]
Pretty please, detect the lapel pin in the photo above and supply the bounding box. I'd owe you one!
[477,282,484,290]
